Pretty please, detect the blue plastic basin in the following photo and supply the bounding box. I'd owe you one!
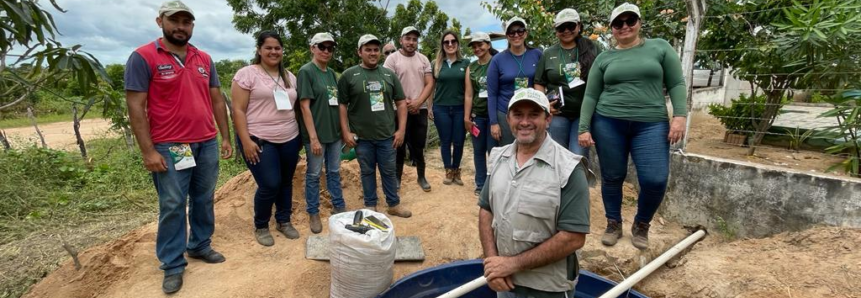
[377,259,648,298]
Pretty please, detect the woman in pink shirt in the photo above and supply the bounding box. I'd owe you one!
[231,31,301,246]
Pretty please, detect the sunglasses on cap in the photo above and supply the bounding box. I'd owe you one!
[555,22,578,33]
[316,43,336,53]
[384,49,396,55]
[506,28,527,37]
[611,15,639,30]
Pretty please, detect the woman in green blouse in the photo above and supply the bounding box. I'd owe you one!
[464,32,499,196]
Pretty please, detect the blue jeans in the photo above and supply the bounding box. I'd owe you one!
[304,140,346,214]
[238,136,301,229]
[152,138,219,276]
[549,116,588,156]
[355,137,400,207]
[592,113,670,224]
[433,105,466,169]
[471,116,495,191]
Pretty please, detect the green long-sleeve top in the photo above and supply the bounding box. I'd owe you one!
[578,38,687,133]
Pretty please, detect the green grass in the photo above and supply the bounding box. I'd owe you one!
[0,110,104,129]
[0,136,247,298]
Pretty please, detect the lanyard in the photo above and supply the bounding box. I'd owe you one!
[314,63,335,86]
[559,46,579,64]
[510,51,526,78]
[262,66,285,91]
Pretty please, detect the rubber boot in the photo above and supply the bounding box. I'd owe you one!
[417,164,431,192]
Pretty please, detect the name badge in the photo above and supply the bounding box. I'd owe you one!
[274,89,292,110]
[514,77,528,91]
[563,62,585,89]
[169,143,196,170]
[327,86,338,106]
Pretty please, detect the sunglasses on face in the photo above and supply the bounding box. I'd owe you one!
[555,22,578,33]
[611,16,639,30]
[384,49,396,55]
[506,28,527,37]
[316,44,336,53]
[443,39,458,46]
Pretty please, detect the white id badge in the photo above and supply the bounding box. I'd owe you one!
[563,62,585,89]
[514,77,528,91]
[327,86,338,106]
[274,89,292,110]
[568,78,585,89]
[478,89,488,98]
[370,92,385,112]
[169,143,196,170]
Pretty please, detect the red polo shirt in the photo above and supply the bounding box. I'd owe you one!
[124,38,220,144]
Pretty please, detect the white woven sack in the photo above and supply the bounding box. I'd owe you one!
[329,209,396,298]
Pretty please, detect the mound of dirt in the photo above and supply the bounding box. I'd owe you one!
[23,161,860,298]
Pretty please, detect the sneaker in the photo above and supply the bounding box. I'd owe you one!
[162,272,183,294]
[309,213,322,234]
[188,249,225,263]
[474,189,481,196]
[452,168,464,186]
[417,176,432,192]
[631,221,651,250]
[276,222,300,239]
[333,206,347,214]
[601,219,623,246]
[255,228,274,246]
[387,205,412,218]
[443,169,454,185]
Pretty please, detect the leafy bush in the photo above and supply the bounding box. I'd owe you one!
[707,93,770,135]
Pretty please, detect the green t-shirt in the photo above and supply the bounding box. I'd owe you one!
[579,38,687,133]
[534,41,601,119]
[337,64,405,141]
[297,62,341,144]
[478,163,590,298]
[469,59,490,117]
[432,58,470,106]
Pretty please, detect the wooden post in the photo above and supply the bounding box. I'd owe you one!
[679,0,707,150]
[0,130,10,151]
[27,106,48,149]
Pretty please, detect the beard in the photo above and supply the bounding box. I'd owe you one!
[163,29,191,46]
[514,127,538,145]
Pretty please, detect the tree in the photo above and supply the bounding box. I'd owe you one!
[1,0,109,111]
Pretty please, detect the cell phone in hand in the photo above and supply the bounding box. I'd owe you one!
[471,124,480,137]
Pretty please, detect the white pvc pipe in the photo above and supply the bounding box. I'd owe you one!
[598,230,707,298]
[436,276,488,298]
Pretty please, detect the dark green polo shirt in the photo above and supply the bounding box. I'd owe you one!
[337,64,405,141]
[432,58,470,106]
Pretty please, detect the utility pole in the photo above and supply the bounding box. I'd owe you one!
[679,0,707,150]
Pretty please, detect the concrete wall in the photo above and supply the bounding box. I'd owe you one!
[659,153,861,238]
[690,86,725,111]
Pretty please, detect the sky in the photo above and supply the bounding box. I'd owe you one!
[39,0,504,66]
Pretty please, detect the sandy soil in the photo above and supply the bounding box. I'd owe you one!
[2,119,116,151]
[22,158,861,298]
[685,112,852,178]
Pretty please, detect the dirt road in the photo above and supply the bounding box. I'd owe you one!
[2,119,115,151]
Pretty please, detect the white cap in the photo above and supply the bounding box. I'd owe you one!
[357,34,381,48]
[159,0,194,20]
[508,88,550,114]
[309,32,336,46]
[503,17,528,33]
[554,8,581,27]
[610,2,641,23]
[401,26,421,37]
[468,32,491,45]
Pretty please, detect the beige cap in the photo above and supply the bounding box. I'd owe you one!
[554,8,581,27]
[401,26,421,37]
[503,17,528,33]
[610,2,641,23]
[310,32,336,45]
[508,88,550,113]
[468,32,491,45]
[159,0,194,20]
[357,34,381,48]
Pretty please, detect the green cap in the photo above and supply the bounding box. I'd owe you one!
[357,34,381,48]
[159,0,195,20]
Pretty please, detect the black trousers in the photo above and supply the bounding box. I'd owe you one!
[396,109,428,181]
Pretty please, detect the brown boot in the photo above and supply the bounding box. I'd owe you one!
[387,205,412,218]
[452,168,464,186]
[443,169,454,185]
[631,221,651,250]
[309,213,322,234]
[601,219,623,246]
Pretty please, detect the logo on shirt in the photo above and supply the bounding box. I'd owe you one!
[197,66,209,78]
[157,64,174,71]
[549,56,558,60]
[460,68,465,72]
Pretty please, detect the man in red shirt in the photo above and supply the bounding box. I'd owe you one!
[124,1,232,294]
